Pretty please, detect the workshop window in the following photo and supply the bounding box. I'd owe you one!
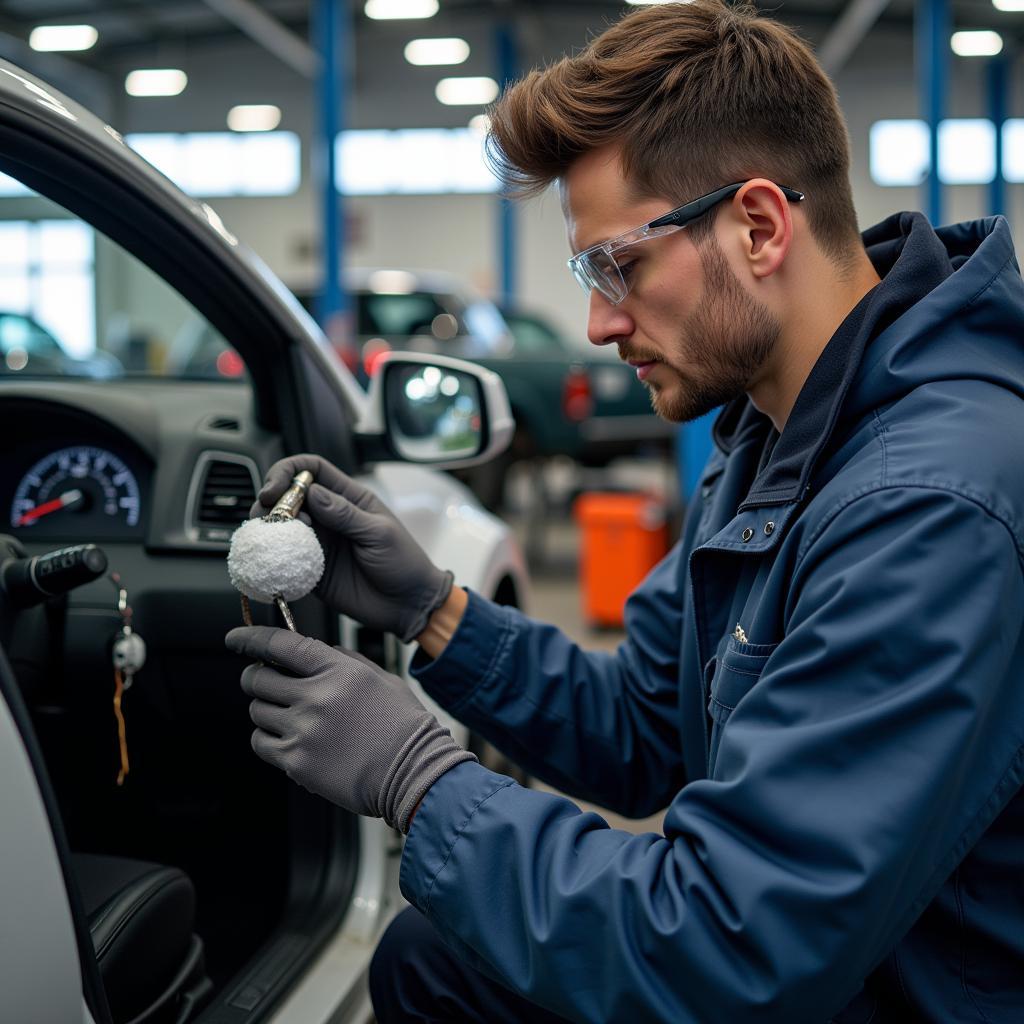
[336,128,499,195]
[125,131,301,197]
[870,118,1013,186]
[0,219,95,357]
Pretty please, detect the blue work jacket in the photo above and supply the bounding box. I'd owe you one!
[402,212,1024,1022]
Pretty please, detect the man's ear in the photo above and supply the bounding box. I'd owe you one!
[730,179,793,279]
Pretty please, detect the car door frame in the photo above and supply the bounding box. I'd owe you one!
[0,63,371,1023]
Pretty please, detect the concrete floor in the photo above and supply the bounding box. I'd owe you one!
[504,454,678,836]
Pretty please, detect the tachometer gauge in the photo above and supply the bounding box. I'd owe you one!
[11,446,141,533]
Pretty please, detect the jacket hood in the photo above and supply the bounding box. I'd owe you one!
[851,211,1024,417]
[713,212,1024,510]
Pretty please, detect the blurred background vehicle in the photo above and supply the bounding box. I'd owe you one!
[295,273,673,511]
[488,300,674,501]
[0,310,123,378]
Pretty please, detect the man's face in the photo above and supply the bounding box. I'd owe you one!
[562,147,781,423]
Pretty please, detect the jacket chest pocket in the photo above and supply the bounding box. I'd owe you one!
[707,638,778,774]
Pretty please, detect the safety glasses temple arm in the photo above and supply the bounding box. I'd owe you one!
[648,182,805,231]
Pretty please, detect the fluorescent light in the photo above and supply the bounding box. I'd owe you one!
[436,76,499,106]
[365,0,438,19]
[627,0,690,5]
[227,104,281,132]
[125,69,188,97]
[993,1,1024,11]
[405,37,470,66]
[29,24,98,52]
[951,30,1003,57]
[468,114,491,133]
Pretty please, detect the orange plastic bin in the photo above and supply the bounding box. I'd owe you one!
[573,492,669,628]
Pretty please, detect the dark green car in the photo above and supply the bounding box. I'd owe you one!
[313,272,672,509]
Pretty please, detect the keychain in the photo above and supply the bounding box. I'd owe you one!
[109,571,146,785]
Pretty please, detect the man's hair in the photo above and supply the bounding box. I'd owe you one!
[487,0,861,266]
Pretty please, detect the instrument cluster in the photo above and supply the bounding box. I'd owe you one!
[1,405,150,542]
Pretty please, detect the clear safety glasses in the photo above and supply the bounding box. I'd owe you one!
[568,181,805,305]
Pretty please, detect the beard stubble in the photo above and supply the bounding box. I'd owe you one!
[646,237,781,423]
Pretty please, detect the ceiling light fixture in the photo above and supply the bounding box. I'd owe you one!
[405,37,470,66]
[227,104,282,132]
[992,1,1024,12]
[468,114,491,133]
[950,30,1004,56]
[436,76,499,106]
[29,24,98,52]
[125,69,188,97]
[365,0,439,20]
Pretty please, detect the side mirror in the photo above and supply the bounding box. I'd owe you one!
[355,351,514,468]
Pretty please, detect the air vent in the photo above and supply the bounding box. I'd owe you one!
[206,415,241,432]
[191,456,257,543]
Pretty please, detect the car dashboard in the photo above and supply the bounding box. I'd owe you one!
[0,377,299,705]
[0,379,282,554]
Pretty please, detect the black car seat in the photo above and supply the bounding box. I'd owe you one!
[71,852,213,1024]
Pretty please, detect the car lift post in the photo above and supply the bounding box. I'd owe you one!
[315,0,350,334]
[916,0,948,225]
[496,22,519,303]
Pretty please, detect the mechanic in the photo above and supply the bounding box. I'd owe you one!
[224,2,1024,1020]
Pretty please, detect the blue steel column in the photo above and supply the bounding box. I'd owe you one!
[314,0,349,332]
[988,54,1008,218]
[677,409,716,503]
[495,23,519,302]
[916,0,948,224]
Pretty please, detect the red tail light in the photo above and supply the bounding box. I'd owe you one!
[362,338,392,378]
[216,348,245,378]
[562,368,593,422]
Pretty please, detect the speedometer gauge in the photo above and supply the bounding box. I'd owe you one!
[11,446,141,533]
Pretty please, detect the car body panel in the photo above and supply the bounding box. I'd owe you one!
[0,683,87,1023]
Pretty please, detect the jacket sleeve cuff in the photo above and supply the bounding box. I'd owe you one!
[399,760,514,913]
[410,588,514,713]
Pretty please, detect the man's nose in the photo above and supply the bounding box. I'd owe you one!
[587,291,633,347]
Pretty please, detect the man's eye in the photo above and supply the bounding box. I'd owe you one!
[618,259,638,280]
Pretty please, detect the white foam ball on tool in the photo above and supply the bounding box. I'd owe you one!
[227,517,325,604]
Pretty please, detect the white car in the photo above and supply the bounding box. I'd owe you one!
[0,59,528,1024]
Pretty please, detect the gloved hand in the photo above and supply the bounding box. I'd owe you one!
[253,454,454,644]
[225,625,476,833]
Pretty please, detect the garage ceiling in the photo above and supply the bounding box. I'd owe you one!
[0,1,1021,68]
[0,0,1020,122]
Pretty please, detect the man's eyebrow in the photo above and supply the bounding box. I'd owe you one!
[572,229,614,256]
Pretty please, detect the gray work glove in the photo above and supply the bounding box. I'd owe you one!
[253,453,454,644]
[225,625,476,833]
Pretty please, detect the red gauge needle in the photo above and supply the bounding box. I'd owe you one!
[17,488,84,526]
